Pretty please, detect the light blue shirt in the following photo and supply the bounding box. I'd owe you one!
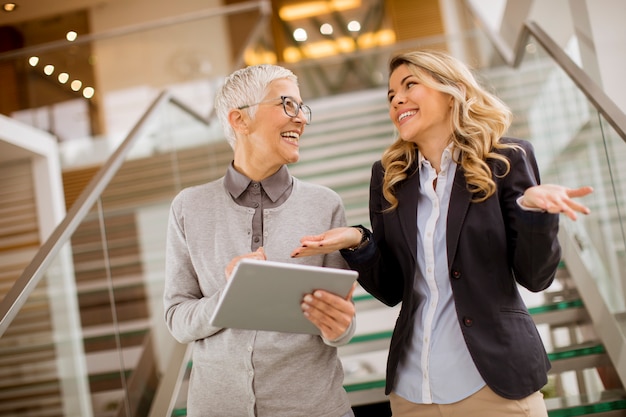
[394,145,485,404]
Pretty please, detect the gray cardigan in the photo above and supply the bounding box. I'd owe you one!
[164,176,353,417]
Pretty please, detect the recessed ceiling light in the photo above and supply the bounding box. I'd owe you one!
[320,23,333,36]
[347,20,361,32]
[70,80,82,91]
[279,0,360,21]
[83,87,95,99]
[293,28,308,42]
[2,3,17,12]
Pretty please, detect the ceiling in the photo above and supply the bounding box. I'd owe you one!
[0,0,118,26]
[0,0,447,119]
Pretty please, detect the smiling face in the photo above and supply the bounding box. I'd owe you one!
[232,78,307,180]
[387,64,454,147]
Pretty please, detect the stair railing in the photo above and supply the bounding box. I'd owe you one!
[0,92,203,336]
[0,3,271,416]
[465,0,626,388]
[0,0,271,339]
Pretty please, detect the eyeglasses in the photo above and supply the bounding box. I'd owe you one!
[238,95,312,125]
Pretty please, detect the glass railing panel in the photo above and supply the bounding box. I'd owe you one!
[81,98,228,416]
[0,206,97,416]
[500,35,626,317]
[0,92,229,416]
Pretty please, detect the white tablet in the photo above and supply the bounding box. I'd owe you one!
[210,258,358,335]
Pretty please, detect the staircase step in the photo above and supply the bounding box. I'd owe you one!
[339,295,610,409]
[548,343,611,374]
[545,390,626,416]
[529,299,589,326]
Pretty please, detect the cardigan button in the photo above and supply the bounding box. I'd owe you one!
[463,317,474,327]
[451,270,461,280]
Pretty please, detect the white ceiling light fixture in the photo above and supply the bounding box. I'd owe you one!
[28,56,39,66]
[320,23,333,35]
[43,65,55,75]
[83,87,95,99]
[347,20,361,32]
[58,73,69,84]
[2,3,17,12]
[66,31,78,42]
[293,28,308,42]
[70,80,82,91]
[279,0,361,21]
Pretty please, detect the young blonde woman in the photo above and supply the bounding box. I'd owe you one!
[292,50,593,417]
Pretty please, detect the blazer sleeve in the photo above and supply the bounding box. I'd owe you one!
[499,139,561,292]
[342,161,405,306]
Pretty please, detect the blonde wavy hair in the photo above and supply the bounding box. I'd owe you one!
[382,50,518,210]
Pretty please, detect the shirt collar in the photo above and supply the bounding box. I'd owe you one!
[224,163,292,202]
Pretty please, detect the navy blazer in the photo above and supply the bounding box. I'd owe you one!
[344,137,561,400]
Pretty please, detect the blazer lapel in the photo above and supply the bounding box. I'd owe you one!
[395,168,419,263]
[447,165,471,269]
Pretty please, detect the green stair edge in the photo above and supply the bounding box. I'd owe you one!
[548,399,626,417]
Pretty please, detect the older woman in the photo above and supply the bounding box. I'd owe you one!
[164,64,356,417]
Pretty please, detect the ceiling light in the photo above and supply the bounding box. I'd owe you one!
[279,0,360,21]
[320,23,333,36]
[347,20,361,32]
[357,29,396,48]
[70,80,82,91]
[280,29,396,63]
[243,48,277,66]
[28,56,39,66]
[58,73,69,84]
[293,28,308,42]
[66,31,78,42]
[83,87,95,99]
[43,65,55,75]
[2,3,17,12]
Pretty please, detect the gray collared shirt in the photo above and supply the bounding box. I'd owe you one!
[165,175,354,416]
[224,163,292,251]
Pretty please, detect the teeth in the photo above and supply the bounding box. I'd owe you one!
[282,132,300,143]
[399,111,416,122]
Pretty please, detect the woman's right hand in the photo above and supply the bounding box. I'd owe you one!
[291,227,363,258]
[224,246,266,280]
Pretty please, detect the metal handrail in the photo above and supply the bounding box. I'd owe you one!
[465,1,626,141]
[0,91,198,336]
[522,21,626,140]
[465,0,626,387]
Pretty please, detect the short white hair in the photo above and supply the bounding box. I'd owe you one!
[214,64,298,149]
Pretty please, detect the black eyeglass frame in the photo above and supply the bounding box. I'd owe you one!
[238,95,312,125]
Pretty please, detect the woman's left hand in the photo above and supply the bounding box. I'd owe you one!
[301,282,357,340]
[521,184,593,220]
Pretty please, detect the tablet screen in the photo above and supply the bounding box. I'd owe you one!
[210,259,358,334]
